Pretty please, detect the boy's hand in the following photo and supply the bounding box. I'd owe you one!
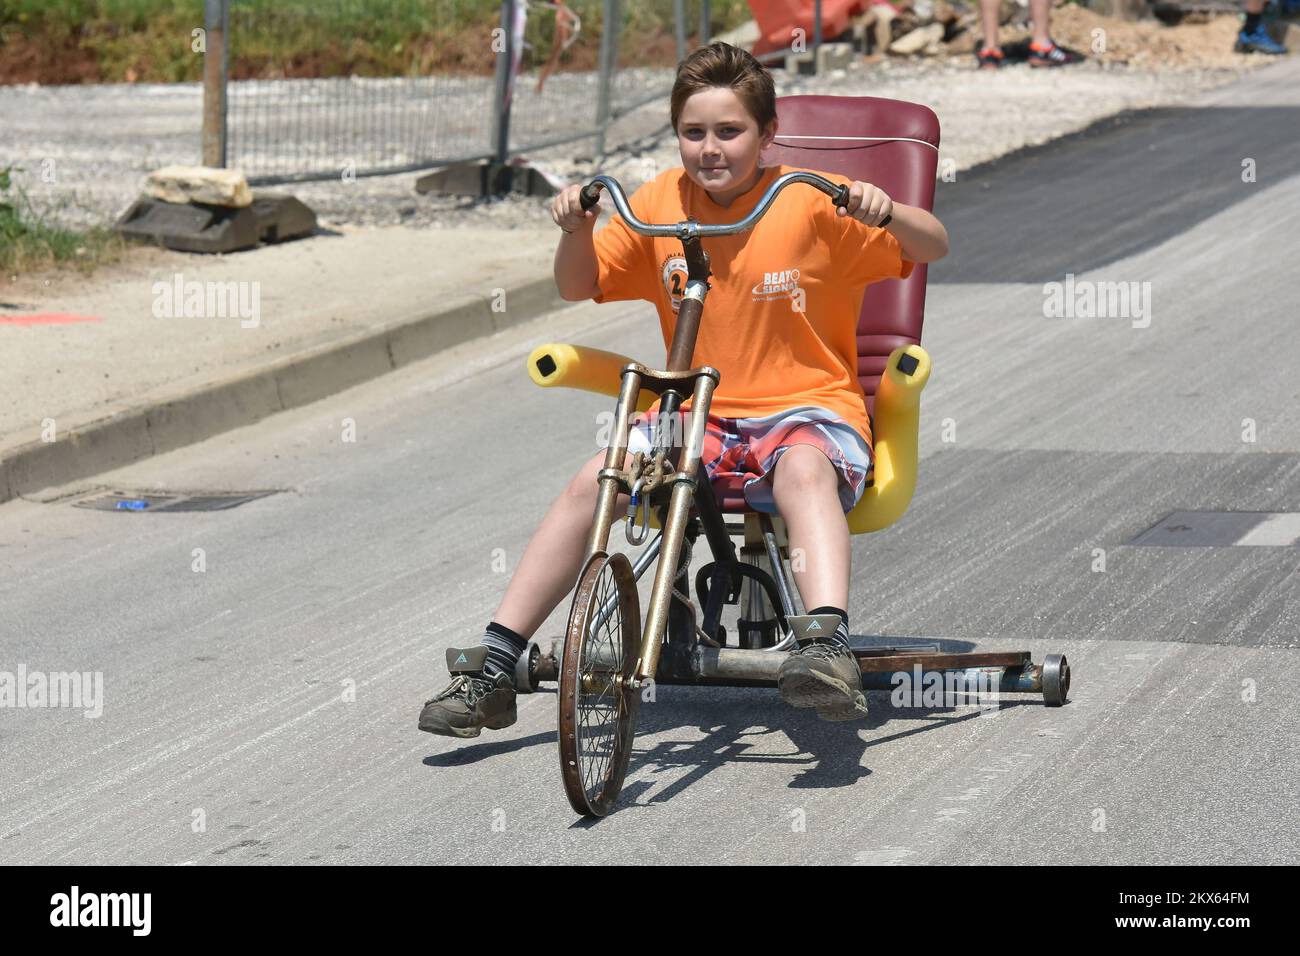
[551,183,601,235]
[836,180,893,227]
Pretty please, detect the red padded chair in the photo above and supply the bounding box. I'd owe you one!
[703,95,940,527]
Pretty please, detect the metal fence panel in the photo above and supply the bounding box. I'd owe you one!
[219,0,710,184]
[227,0,500,184]
[607,0,707,119]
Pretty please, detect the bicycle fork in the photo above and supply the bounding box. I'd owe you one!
[583,362,720,686]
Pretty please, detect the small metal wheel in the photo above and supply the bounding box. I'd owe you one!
[559,551,641,817]
[514,641,542,694]
[1042,654,1070,707]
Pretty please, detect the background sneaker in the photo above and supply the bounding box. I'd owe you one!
[1028,40,1080,67]
[1235,25,1288,54]
[976,46,1004,70]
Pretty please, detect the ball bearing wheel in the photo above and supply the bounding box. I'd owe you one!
[1042,653,1070,707]
[514,641,541,693]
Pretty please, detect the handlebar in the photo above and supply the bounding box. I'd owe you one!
[578,170,889,239]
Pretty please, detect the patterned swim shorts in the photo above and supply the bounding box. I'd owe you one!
[607,404,873,515]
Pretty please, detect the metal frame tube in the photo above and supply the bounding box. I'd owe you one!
[585,367,642,561]
[686,653,1046,696]
[583,171,849,240]
[695,646,786,683]
[637,372,717,681]
[759,515,800,618]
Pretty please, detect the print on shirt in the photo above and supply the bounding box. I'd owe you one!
[660,256,807,314]
[661,255,688,312]
[752,267,804,310]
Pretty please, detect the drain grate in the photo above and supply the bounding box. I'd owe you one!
[70,489,280,513]
[1129,511,1300,548]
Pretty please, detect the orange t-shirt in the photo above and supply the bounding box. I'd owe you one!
[591,163,913,452]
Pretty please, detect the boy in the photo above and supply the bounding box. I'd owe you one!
[420,42,948,738]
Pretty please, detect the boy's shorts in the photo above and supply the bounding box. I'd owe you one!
[606,404,872,515]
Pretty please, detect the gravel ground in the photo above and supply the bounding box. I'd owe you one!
[0,53,1263,237]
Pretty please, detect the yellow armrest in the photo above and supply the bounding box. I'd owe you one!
[526,342,658,413]
[527,341,931,537]
[846,344,931,534]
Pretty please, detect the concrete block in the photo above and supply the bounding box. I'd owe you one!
[786,42,855,75]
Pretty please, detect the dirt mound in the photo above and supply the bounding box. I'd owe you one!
[942,4,1264,70]
[1048,6,1249,69]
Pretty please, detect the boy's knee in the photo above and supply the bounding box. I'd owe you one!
[568,452,630,508]
[772,445,837,493]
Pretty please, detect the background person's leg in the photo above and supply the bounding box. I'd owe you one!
[979,0,1002,52]
[1029,0,1052,48]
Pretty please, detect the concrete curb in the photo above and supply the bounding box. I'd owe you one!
[0,273,566,505]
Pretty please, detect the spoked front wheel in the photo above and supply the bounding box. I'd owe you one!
[559,551,641,817]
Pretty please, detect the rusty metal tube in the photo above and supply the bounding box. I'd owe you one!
[636,372,716,682]
[586,366,642,561]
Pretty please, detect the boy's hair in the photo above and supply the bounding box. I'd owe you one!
[670,41,777,135]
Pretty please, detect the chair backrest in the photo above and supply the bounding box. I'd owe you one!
[761,95,940,414]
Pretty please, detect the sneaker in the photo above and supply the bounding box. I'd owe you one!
[976,46,1004,70]
[777,614,867,720]
[418,646,517,738]
[1027,40,1080,67]
[1235,25,1287,54]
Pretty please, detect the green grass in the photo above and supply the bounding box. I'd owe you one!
[0,166,124,274]
[1,0,756,82]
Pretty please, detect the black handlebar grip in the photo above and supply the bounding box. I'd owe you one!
[579,183,601,211]
[833,182,893,228]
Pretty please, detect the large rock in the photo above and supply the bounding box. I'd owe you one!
[144,166,253,208]
[890,22,945,55]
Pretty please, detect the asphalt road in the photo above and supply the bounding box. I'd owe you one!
[2,59,1298,865]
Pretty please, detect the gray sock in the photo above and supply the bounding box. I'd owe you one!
[481,621,528,682]
[807,605,851,650]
